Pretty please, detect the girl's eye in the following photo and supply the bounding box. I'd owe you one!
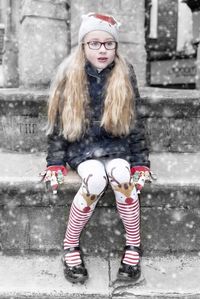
[90,41,100,47]
[106,41,114,46]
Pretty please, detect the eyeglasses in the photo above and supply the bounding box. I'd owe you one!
[84,41,117,50]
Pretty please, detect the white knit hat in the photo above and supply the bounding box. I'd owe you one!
[78,12,121,43]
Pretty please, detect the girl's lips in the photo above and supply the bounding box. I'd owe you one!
[97,57,108,62]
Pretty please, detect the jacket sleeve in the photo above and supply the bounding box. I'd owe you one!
[128,64,150,168]
[46,125,69,167]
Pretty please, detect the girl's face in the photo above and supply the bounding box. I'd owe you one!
[83,31,116,70]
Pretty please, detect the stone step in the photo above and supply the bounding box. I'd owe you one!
[0,87,200,152]
[0,254,200,298]
[0,151,200,256]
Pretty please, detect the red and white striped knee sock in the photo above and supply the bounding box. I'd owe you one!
[116,199,140,266]
[63,202,93,267]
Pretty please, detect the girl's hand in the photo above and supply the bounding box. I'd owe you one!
[40,165,68,194]
[131,166,153,193]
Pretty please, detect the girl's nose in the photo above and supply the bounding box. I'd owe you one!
[99,44,107,51]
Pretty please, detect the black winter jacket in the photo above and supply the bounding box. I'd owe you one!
[46,61,150,170]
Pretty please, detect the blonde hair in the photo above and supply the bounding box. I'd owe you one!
[47,44,135,142]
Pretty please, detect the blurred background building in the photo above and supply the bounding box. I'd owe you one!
[0,0,199,89]
[146,0,200,88]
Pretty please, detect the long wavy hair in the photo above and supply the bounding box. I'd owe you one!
[47,44,136,142]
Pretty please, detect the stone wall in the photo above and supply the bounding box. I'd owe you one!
[18,0,70,88]
[1,88,200,153]
[1,181,199,255]
[2,0,20,87]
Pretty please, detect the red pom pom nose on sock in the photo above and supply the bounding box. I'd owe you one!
[125,197,134,204]
[83,206,91,213]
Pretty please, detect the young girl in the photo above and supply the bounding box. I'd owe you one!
[45,12,150,283]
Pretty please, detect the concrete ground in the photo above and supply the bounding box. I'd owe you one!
[0,254,200,298]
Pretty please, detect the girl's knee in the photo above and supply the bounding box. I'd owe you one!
[78,159,108,194]
[106,158,131,184]
[74,160,108,212]
[105,158,138,204]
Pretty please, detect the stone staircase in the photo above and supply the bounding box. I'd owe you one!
[0,87,200,298]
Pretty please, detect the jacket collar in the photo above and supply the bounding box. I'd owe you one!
[85,60,115,79]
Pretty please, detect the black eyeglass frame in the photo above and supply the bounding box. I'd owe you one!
[83,41,118,50]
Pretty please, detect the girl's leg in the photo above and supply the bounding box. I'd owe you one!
[105,158,140,266]
[64,159,108,267]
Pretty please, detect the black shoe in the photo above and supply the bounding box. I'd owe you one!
[117,245,142,281]
[63,246,88,283]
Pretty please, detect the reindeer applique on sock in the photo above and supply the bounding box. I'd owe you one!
[81,174,107,212]
[108,167,137,204]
